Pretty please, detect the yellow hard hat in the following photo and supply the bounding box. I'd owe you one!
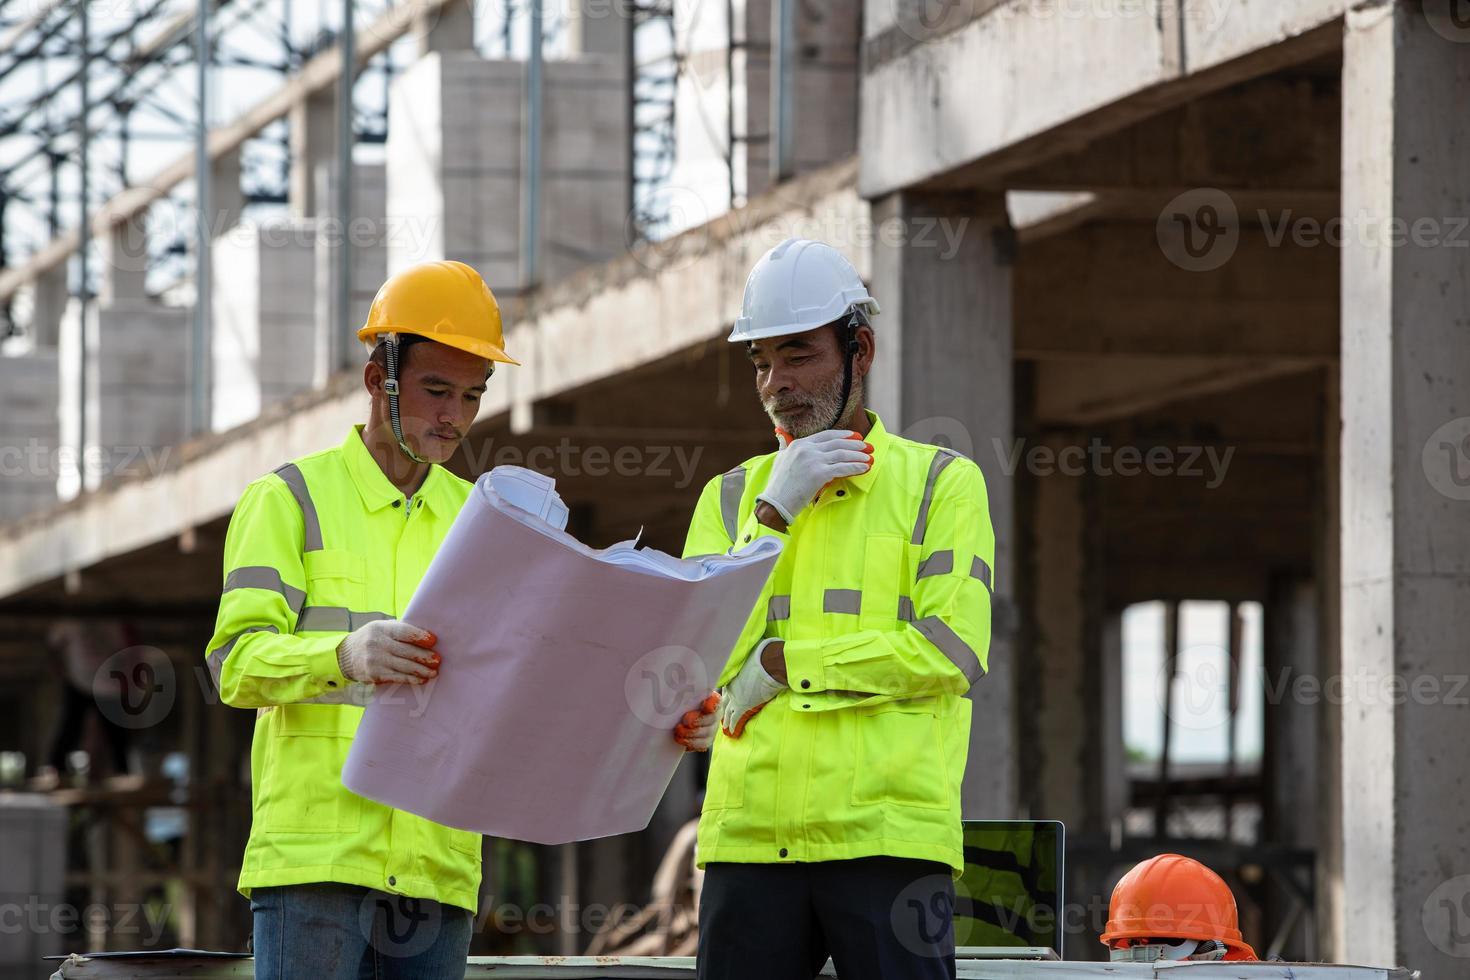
[358,260,520,365]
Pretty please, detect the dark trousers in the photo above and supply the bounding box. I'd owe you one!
[250,883,472,980]
[697,858,957,980]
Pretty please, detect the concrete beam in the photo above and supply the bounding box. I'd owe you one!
[1036,355,1315,426]
[0,161,865,598]
[1003,75,1339,196]
[859,0,1345,198]
[1007,191,1108,243]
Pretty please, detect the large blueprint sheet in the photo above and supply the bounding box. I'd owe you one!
[342,467,780,844]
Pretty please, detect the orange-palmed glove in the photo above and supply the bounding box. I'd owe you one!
[673,692,721,751]
[718,639,786,738]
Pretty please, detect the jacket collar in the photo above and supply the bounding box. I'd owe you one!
[843,410,888,494]
[343,425,454,515]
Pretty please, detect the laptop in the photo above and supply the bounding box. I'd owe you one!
[954,819,1066,960]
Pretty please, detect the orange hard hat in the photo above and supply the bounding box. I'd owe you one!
[1100,854,1257,961]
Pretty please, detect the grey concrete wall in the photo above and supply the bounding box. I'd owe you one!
[59,299,191,495]
[387,53,630,297]
[0,349,61,521]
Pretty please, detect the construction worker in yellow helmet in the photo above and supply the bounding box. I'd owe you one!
[205,260,517,980]
[684,238,997,980]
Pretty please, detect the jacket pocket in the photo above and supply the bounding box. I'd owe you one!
[703,728,754,810]
[302,549,368,611]
[851,699,950,810]
[449,828,484,856]
[261,731,362,834]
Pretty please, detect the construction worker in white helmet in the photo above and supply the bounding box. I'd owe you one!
[205,260,517,980]
[682,238,997,980]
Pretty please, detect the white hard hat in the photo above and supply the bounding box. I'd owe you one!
[729,238,880,343]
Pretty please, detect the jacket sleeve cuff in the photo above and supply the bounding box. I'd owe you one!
[782,638,825,696]
[732,511,790,551]
[309,635,352,692]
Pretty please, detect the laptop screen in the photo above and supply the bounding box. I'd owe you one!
[954,820,1065,957]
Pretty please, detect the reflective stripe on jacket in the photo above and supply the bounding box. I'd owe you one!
[206,426,482,912]
[683,412,995,873]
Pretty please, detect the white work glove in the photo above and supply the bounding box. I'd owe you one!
[718,640,787,738]
[673,692,721,751]
[336,620,440,685]
[756,429,872,525]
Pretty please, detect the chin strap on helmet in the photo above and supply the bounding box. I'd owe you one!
[382,334,430,464]
[825,308,866,433]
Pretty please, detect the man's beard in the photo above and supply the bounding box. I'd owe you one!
[763,373,863,439]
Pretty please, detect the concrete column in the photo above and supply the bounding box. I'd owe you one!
[99,216,150,304]
[1339,5,1470,972]
[415,0,475,56]
[1318,365,1344,960]
[313,162,387,377]
[869,189,1017,816]
[212,221,320,432]
[1030,442,1088,828]
[1099,611,1127,830]
[564,3,630,59]
[210,148,246,238]
[289,90,337,218]
[27,266,67,348]
[1264,575,1319,962]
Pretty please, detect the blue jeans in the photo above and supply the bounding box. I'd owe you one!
[250,883,472,980]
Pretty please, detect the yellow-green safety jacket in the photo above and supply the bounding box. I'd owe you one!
[683,412,995,874]
[205,426,483,912]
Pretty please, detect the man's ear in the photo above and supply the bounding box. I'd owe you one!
[364,358,385,397]
[853,324,876,380]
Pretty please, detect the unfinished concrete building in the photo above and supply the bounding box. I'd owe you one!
[0,0,1466,975]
